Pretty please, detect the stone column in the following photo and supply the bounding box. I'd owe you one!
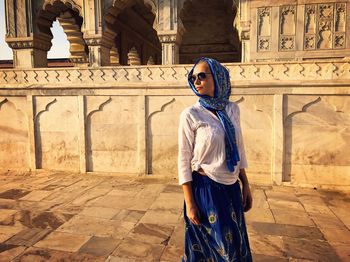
[158,23,185,65]
[127,47,141,65]
[84,31,115,67]
[156,0,185,65]
[158,33,180,65]
[240,23,251,63]
[27,95,36,170]
[78,95,87,173]
[110,45,120,65]
[6,35,51,68]
[83,0,116,66]
[5,0,51,68]
[238,0,252,62]
[272,94,284,185]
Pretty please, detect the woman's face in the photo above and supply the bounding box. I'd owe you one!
[191,62,215,97]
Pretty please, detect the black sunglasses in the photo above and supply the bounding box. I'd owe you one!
[190,72,212,84]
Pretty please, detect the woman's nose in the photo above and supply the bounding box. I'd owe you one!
[195,77,201,85]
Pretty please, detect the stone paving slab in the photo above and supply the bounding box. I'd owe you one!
[0,171,349,261]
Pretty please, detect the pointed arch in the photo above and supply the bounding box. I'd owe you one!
[178,0,241,63]
[36,0,88,65]
[104,0,161,65]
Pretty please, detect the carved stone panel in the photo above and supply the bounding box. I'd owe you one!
[0,97,29,170]
[305,5,316,34]
[284,95,350,186]
[34,96,80,171]
[335,3,346,32]
[279,6,296,51]
[86,96,139,173]
[258,38,270,52]
[304,3,347,50]
[232,95,274,184]
[257,7,272,52]
[334,3,346,49]
[147,96,196,176]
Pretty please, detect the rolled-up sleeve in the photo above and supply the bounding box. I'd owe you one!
[178,109,195,185]
[236,105,248,169]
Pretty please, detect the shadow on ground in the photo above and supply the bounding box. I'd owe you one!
[0,171,349,261]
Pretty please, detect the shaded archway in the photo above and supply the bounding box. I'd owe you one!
[105,0,161,65]
[36,0,88,66]
[179,0,241,64]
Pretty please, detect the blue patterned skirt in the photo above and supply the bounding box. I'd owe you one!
[182,171,253,262]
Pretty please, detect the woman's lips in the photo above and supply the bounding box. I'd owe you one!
[196,86,203,91]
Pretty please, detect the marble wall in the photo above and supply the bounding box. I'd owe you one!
[250,1,350,61]
[86,96,140,173]
[0,61,349,190]
[34,96,80,171]
[0,97,29,169]
[284,95,350,186]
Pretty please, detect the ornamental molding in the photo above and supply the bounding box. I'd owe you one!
[6,33,52,51]
[158,34,177,43]
[0,61,350,88]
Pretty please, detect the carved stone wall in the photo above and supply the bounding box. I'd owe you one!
[257,7,272,52]
[86,96,140,173]
[235,95,274,185]
[304,3,347,50]
[34,96,80,171]
[284,95,350,186]
[251,1,350,62]
[280,5,296,51]
[0,97,29,169]
[0,61,349,190]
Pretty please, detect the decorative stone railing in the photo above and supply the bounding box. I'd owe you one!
[0,61,350,88]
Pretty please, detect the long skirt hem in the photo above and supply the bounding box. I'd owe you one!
[182,171,253,262]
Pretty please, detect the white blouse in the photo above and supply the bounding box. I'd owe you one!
[178,101,248,185]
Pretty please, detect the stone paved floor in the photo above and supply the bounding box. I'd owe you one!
[0,171,349,262]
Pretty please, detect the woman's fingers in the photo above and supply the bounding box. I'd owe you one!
[242,188,247,208]
[242,184,253,212]
[244,192,253,212]
[191,211,201,225]
[191,217,200,225]
[188,210,201,225]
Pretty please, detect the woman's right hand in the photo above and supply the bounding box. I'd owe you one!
[186,203,201,225]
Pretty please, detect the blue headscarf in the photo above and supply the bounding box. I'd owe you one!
[188,57,240,172]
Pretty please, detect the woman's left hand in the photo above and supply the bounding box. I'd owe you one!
[242,183,253,212]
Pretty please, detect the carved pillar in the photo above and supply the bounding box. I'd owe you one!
[84,32,115,67]
[83,0,116,66]
[127,47,141,65]
[157,0,185,65]
[147,56,155,65]
[239,0,251,62]
[6,34,52,68]
[158,33,179,65]
[5,0,51,68]
[158,22,184,65]
[110,45,120,65]
[240,22,251,62]
[272,94,284,185]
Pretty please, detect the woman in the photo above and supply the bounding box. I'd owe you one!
[178,57,253,261]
